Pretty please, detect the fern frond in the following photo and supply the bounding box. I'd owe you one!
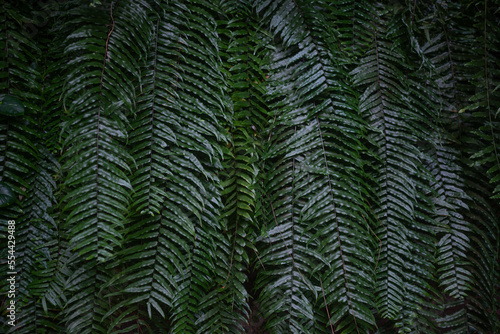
[0,3,49,332]
[352,5,439,324]
[468,0,500,202]
[105,0,232,332]
[255,44,320,334]
[215,2,272,330]
[57,1,151,332]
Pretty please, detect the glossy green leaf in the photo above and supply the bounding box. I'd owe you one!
[0,94,24,116]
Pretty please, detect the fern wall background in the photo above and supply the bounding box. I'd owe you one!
[1,0,499,333]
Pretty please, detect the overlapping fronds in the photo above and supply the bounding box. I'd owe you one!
[468,0,500,203]
[351,4,440,329]
[215,1,270,331]
[56,1,151,332]
[415,1,475,303]
[0,0,39,228]
[0,2,58,332]
[0,0,499,333]
[411,0,500,331]
[256,1,377,332]
[103,0,233,332]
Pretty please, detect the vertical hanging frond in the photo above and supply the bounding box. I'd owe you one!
[0,2,56,333]
[352,5,439,329]
[58,1,150,332]
[256,0,376,333]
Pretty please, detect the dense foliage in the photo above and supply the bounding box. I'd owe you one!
[1,0,499,333]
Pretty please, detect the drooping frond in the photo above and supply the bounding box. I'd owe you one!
[214,1,270,330]
[468,0,500,203]
[57,1,151,332]
[0,0,39,229]
[255,1,377,333]
[352,5,440,328]
[0,3,53,333]
[411,1,500,331]
[104,0,233,332]
[412,1,474,304]
[253,41,320,333]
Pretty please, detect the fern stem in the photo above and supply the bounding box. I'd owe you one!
[104,1,115,61]
[145,17,160,213]
[288,129,296,331]
[319,275,335,334]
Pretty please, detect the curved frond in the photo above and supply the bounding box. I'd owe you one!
[58,1,150,332]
